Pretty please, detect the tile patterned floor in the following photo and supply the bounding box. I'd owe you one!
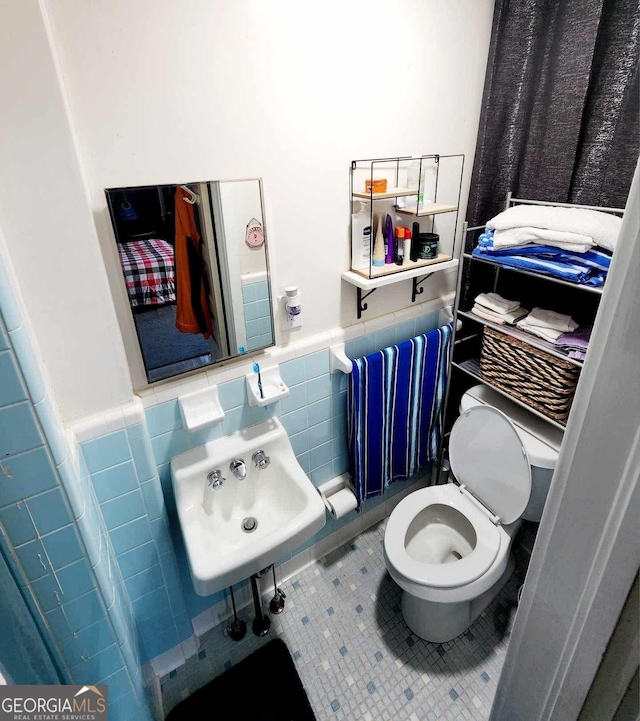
[161,520,522,720]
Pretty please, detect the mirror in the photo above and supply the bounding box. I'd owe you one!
[105,179,274,383]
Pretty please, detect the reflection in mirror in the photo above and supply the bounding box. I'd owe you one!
[105,180,274,383]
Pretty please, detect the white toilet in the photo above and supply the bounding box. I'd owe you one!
[383,384,561,643]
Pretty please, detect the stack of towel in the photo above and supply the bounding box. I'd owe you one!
[554,326,592,361]
[472,205,618,287]
[471,292,528,325]
[486,205,621,253]
[516,308,578,343]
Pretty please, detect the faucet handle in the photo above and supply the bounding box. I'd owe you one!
[252,450,270,470]
[207,469,225,490]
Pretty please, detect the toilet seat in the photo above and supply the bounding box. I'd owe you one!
[385,485,501,588]
[385,404,533,591]
[449,404,532,524]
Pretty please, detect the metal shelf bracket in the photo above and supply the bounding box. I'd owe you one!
[357,288,376,319]
[411,273,434,303]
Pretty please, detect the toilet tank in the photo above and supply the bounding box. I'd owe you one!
[459,385,562,522]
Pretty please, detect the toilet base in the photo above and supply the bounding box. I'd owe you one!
[400,554,516,643]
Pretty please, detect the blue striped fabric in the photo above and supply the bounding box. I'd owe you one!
[473,230,609,286]
[346,324,452,506]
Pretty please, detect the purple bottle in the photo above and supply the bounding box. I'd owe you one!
[384,214,394,264]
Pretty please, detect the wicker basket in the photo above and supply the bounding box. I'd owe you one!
[480,326,581,422]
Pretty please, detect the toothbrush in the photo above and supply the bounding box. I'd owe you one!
[253,362,264,399]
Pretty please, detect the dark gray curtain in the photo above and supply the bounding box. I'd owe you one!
[467,0,640,229]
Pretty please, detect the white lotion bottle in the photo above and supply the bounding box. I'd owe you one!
[372,215,385,267]
[351,201,371,270]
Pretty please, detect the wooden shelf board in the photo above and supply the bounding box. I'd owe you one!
[457,310,583,368]
[342,256,458,290]
[352,187,418,200]
[396,203,458,217]
[451,358,567,430]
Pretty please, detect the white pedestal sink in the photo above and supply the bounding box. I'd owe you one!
[171,417,326,596]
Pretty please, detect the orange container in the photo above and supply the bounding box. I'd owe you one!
[365,178,388,194]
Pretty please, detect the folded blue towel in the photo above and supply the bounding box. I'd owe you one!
[346,324,452,506]
[477,230,612,270]
[474,230,607,286]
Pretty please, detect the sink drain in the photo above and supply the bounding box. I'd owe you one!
[242,517,258,533]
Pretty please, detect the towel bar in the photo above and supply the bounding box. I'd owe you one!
[330,343,352,374]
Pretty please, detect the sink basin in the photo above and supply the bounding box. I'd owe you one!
[170,417,326,596]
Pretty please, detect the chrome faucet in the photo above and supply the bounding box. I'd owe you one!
[252,450,270,470]
[207,469,225,491]
[229,459,247,480]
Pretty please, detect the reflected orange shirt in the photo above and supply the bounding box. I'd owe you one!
[174,189,213,339]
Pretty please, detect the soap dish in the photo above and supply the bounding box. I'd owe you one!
[178,386,225,432]
[245,365,290,407]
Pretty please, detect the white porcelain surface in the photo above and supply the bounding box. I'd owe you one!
[171,417,326,596]
[178,385,224,432]
[245,364,290,407]
[449,405,532,524]
[384,485,502,593]
[460,384,561,468]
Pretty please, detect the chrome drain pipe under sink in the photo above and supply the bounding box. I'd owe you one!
[250,569,272,637]
[239,564,287,638]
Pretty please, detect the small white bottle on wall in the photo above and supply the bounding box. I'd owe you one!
[284,286,302,329]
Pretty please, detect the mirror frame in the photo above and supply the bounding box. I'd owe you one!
[101,178,275,390]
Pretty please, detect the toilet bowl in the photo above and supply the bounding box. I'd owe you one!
[383,385,560,643]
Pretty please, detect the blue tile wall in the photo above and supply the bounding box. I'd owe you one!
[242,280,274,352]
[79,423,193,663]
[0,272,154,720]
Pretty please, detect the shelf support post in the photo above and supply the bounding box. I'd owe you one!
[411,273,434,303]
[357,288,376,319]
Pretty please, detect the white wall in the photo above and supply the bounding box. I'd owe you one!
[0,0,132,421]
[2,0,495,420]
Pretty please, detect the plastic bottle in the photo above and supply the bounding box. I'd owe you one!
[403,226,411,266]
[351,201,371,270]
[395,226,404,265]
[372,215,385,266]
[285,286,302,328]
[406,160,425,212]
[384,214,394,264]
[410,222,420,262]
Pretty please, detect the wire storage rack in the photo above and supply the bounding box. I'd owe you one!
[343,154,465,318]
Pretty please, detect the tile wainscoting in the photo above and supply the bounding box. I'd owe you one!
[0,266,154,720]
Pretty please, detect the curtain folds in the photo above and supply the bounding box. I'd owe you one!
[467,0,640,230]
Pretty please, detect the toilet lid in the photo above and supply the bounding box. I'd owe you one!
[449,405,531,524]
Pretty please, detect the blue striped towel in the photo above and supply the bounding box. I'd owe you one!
[473,230,609,286]
[346,324,452,506]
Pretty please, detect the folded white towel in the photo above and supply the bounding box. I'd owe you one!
[486,205,622,252]
[516,319,563,342]
[475,292,520,314]
[471,304,529,325]
[522,307,578,333]
[493,227,594,253]
[471,306,505,325]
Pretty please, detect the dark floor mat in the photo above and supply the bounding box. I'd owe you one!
[166,638,316,720]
